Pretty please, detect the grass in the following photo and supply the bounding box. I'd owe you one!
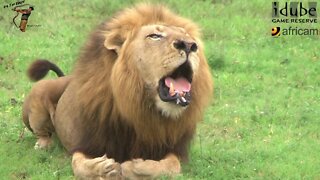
[1,0,320,179]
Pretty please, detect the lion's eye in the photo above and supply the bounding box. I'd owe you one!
[146,34,163,40]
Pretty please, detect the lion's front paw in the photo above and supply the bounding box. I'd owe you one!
[72,153,121,179]
[92,155,120,177]
[121,159,167,179]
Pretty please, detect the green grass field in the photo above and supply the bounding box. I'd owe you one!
[1,0,320,179]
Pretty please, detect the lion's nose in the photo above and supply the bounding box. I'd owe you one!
[173,40,198,55]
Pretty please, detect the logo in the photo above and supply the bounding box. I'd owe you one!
[271,27,281,36]
[272,2,317,18]
[3,0,41,32]
[272,2,317,23]
[12,4,34,32]
[271,1,319,37]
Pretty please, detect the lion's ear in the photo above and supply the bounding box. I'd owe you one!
[104,32,124,54]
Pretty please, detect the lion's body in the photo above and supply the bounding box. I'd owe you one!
[55,78,197,162]
[24,4,213,179]
[55,4,212,163]
[22,60,71,149]
[23,76,71,132]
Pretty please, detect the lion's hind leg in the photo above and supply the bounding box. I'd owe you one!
[28,108,54,149]
[72,152,121,179]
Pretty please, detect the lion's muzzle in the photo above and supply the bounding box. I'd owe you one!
[173,40,198,56]
[158,60,193,107]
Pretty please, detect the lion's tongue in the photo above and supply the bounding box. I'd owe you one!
[165,77,191,92]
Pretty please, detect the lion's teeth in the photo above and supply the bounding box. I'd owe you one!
[169,82,175,97]
[181,96,186,102]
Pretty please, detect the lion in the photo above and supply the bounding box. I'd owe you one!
[22,60,71,149]
[23,4,213,179]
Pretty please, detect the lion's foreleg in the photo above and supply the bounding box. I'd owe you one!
[121,153,181,179]
[72,152,121,179]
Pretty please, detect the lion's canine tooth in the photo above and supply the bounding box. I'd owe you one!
[181,96,186,102]
[176,98,180,104]
[169,82,175,97]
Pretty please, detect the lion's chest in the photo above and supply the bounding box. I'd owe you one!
[103,118,186,162]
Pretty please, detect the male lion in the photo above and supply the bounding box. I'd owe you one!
[24,4,213,179]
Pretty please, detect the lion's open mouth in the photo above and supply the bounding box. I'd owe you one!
[158,60,193,107]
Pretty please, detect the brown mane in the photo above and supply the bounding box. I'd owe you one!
[71,4,213,163]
